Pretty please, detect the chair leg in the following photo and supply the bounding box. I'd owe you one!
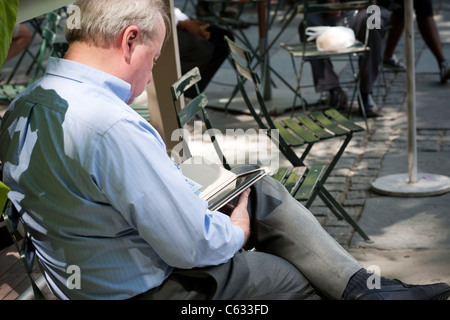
[347,56,369,131]
[317,183,372,242]
[356,88,369,131]
[319,134,353,187]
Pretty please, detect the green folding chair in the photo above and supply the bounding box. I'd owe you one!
[1,11,62,102]
[170,67,330,219]
[0,181,48,300]
[225,37,370,241]
[279,0,374,128]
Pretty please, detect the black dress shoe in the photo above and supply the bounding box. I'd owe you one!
[365,108,380,118]
[329,87,348,111]
[440,60,450,83]
[359,93,380,118]
[383,55,406,72]
[351,281,450,300]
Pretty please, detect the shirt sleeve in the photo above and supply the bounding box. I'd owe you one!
[174,7,190,25]
[91,118,244,269]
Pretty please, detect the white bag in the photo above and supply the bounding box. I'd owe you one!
[305,26,356,51]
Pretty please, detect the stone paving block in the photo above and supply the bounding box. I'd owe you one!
[352,169,378,177]
[355,159,381,170]
[343,198,366,206]
[417,140,440,152]
[324,176,347,184]
[349,183,372,191]
[309,206,329,217]
[345,191,367,200]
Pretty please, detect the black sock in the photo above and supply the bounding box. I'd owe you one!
[342,268,401,300]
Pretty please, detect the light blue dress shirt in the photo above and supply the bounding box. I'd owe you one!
[0,57,244,299]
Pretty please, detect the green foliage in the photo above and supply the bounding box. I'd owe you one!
[0,0,19,67]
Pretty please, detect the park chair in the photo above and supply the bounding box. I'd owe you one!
[225,37,370,241]
[278,0,373,127]
[169,67,232,170]
[169,68,371,243]
[0,181,48,300]
[169,67,330,211]
[285,0,373,114]
[0,11,62,102]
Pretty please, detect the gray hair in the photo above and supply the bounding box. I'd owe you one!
[65,0,171,47]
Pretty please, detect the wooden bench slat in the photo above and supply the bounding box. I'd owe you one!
[293,165,324,201]
[284,166,307,195]
[311,111,349,136]
[281,118,318,143]
[271,167,290,182]
[274,121,305,147]
[296,114,334,139]
[325,109,364,132]
[2,85,23,99]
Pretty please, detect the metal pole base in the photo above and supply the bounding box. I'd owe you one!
[371,173,450,197]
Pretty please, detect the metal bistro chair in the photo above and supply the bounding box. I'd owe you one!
[170,67,326,212]
[169,66,231,169]
[0,11,62,102]
[0,181,49,300]
[203,0,308,113]
[279,0,374,129]
[225,37,370,241]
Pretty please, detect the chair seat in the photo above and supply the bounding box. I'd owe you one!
[280,41,368,59]
[0,84,26,101]
[271,165,324,202]
[274,109,364,148]
[226,34,371,241]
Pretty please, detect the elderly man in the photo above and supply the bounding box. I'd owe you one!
[0,0,448,300]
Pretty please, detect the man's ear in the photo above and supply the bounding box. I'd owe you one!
[121,25,140,63]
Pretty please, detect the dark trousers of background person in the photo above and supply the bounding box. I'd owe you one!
[298,8,391,96]
[178,25,234,98]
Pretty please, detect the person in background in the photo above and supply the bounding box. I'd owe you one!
[380,0,450,83]
[175,7,234,98]
[298,0,391,118]
[2,24,32,66]
[1,23,32,83]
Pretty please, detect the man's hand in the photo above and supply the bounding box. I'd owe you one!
[177,19,211,40]
[222,189,251,246]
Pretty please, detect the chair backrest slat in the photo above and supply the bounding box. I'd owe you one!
[170,67,202,101]
[170,67,231,170]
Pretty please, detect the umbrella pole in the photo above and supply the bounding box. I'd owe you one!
[405,0,417,183]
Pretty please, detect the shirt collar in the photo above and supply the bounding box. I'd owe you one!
[45,57,132,103]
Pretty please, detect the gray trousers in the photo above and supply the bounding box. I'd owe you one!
[136,166,362,300]
[299,8,391,94]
